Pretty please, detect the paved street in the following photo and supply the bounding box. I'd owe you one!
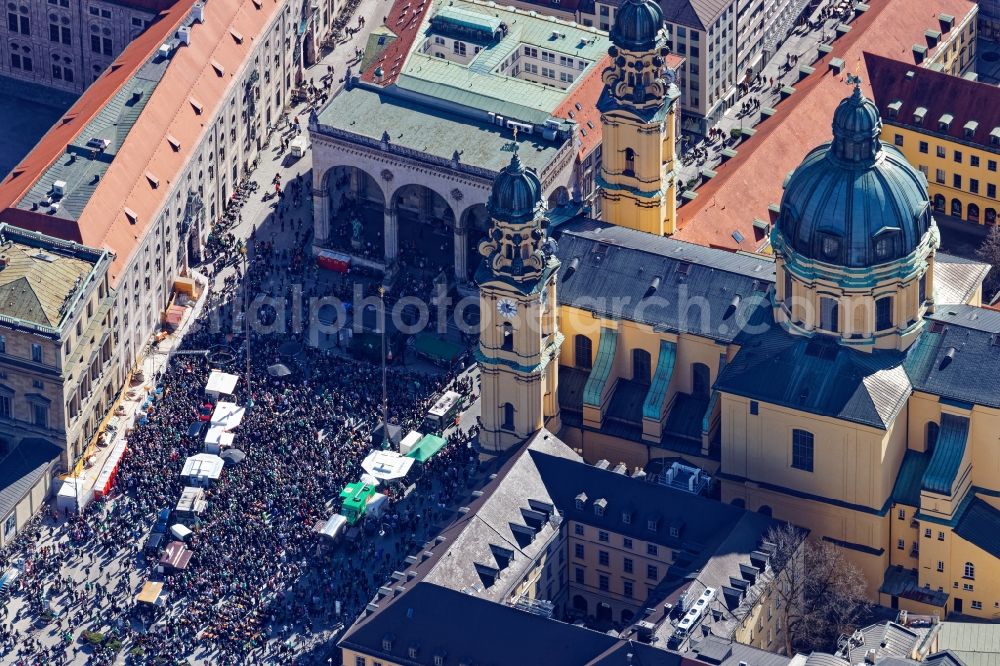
[678,0,864,189]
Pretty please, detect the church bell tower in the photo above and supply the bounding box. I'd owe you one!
[475,145,562,451]
[598,0,680,236]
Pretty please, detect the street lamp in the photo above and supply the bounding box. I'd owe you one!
[240,243,253,408]
[379,286,389,450]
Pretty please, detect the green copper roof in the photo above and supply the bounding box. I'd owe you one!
[397,0,610,123]
[921,413,969,496]
[642,339,676,420]
[583,327,618,407]
[892,449,931,507]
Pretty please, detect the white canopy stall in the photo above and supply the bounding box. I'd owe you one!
[203,425,236,455]
[210,401,245,429]
[181,453,224,486]
[360,450,415,485]
[205,371,239,399]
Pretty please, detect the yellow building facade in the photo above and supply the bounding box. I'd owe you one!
[868,51,1000,229]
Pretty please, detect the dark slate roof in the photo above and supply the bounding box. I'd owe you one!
[921,413,969,495]
[891,450,931,507]
[867,51,1000,153]
[530,447,763,549]
[954,498,1000,559]
[925,652,969,666]
[715,331,911,429]
[554,222,775,344]
[659,0,728,30]
[339,581,624,664]
[904,306,1000,409]
[0,439,61,520]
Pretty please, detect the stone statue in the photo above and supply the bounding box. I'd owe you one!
[350,216,363,249]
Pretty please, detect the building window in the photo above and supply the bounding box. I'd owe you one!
[632,348,651,385]
[750,400,758,415]
[783,269,793,307]
[819,296,839,332]
[574,334,592,369]
[938,531,945,541]
[647,564,658,580]
[501,403,514,431]
[622,537,632,549]
[897,539,905,550]
[954,150,963,164]
[599,550,609,566]
[575,543,584,559]
[876,297,893,331]
[624,557,633,574]
[599,574,609,591]
[574,524,584,536]
[647,543,658,556]
[937,145,946,158]
[33,404,48,428]
[938,561,945,572]
[953,174,962,189]
[919,141,929,154]
[894,134,903,146]
[501,321,513,351]
[935,168,946,184]
[965,562,975,579]
[971,178,980,194]
[0,395,10,419]
[31,344,42,363]
[598,530,609,542]
[989,184,997,199]
[624,580,633,597]
[355,657,366,666]
[924,528,932,538]
[897,509,905,520]
[624,148,636,177]
[575,566,584,583]
[0,335,5,353]
[989,160,997,172]
[971,155,980,168]
[8,12,28,34]
[972,600,983,610]
[792,429,814,472]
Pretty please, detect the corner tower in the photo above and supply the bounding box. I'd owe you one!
[598,0,679,236]
[476,147,563,451]
[772,80,940,352]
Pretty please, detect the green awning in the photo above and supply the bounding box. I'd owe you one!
[405,434,448,462]
[921,414,969,495]
[583,327,618,407]
[642,340,677,420]
[413,333,465,364]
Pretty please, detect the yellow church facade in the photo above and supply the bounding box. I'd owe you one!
[474,0,1000,621]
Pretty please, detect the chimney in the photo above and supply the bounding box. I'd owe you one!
[177,26,191,46]
[192,1,204,22]
[865,649,878,664]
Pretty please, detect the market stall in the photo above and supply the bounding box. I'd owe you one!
[92,438,128,500]
[360,450,414,484]
[181,453,224,486]
[136,581,168,606]
[158,541,193,572]
[204,371,239,399]
[210,401,245,429]
[175,487,207,520]
[405,434,448,463]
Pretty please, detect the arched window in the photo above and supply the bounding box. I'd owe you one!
[822,235,839,260]
[875,296,894,331]
[502,403,515,430]
[575,334,592,369]
[933,193,946,213]
[624,148,636,177]
[987,208,997,225]
[792,429,814,472]
[501,322,513,351]
[968,203,980,224]
[820,296,839,333]
[632,348,651,385]
[926,421,940,452]
[964,561,975,579]
[874,236,892,261]
[692,362,710,398]
[951,198,963,218]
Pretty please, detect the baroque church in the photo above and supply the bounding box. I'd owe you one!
[475,0,1000,619]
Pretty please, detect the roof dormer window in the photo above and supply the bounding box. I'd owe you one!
[594,498,607,517]
[575,492,587,510]
[938,113,952,131]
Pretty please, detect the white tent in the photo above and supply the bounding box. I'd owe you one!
[170,523,193,541]
[361,450,414,483]
[56,478,90,513]
[205,371,239,396]
[210,401,245,429]
[204,425,235,454]
[181,453,224,485]
[399,430,423,456]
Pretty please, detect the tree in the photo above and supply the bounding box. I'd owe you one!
[975,225,1000,303]
[766,523,872,655]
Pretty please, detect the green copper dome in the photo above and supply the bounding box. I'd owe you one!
[776,84,933,268]
[609,0,663,53]
[489,151,542,223]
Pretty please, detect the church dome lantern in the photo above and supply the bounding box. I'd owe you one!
[609,0,664,53]
[488,152,542,224]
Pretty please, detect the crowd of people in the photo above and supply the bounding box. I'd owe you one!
[0,160,484,664]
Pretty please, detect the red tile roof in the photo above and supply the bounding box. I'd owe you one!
[360,0,433,86]
[866,51,1000,149]
[672,0,976,252]
[553,56,609,160]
